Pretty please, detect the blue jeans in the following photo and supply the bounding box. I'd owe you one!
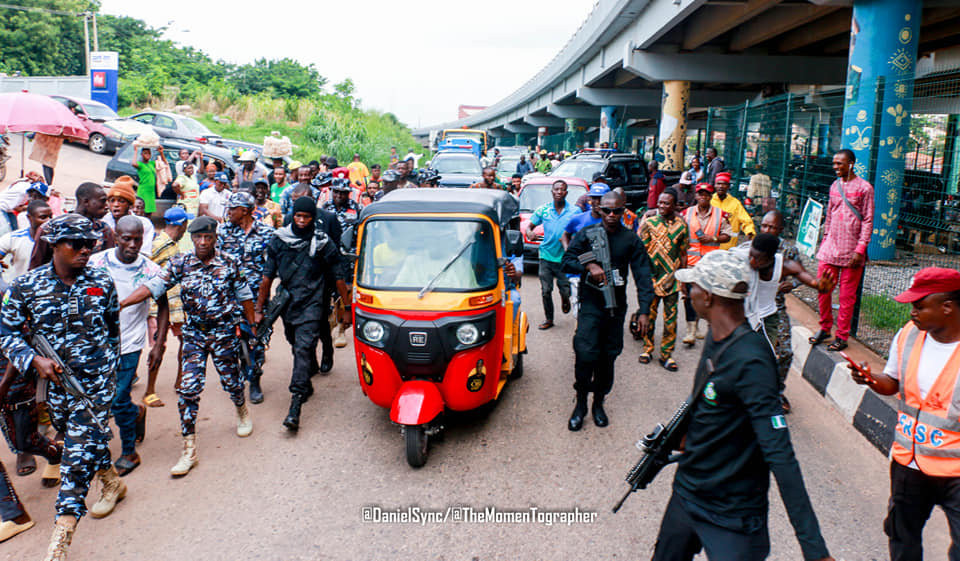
[111,351,142,456]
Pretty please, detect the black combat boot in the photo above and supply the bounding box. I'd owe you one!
[592,394,609,427]
[568,392,589,431]
[249,372,264,404]
[283,394,304,431]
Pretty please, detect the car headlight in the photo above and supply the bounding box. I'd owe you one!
[362,321,385,343]
[456,323,479,346]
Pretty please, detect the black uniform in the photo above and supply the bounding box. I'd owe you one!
[652,324,830,561]
[561,222,654,395]
[263,224,341,396]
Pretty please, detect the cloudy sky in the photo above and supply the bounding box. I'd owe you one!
[98,0,595,128]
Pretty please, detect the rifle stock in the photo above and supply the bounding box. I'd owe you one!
[31,333,108,433]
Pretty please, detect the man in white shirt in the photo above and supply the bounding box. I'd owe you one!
[0,177,48,234]
[0,199,52,281]
[87,216,168,476]
[198,172,232,222]
[102,176,154,257]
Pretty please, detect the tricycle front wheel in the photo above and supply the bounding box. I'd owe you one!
[405,425,428,468]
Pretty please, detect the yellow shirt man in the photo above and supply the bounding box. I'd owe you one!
[710,172,755,249]
[347,158,370,187]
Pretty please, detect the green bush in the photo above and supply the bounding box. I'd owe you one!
[861,294,912,331]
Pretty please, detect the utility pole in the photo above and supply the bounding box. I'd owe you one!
[82,13,90,75]
[91,12,99,51]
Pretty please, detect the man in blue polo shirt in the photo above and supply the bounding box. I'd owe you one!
[525,179,577,330]
[560,182,610,315]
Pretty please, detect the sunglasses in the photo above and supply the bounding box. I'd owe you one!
[598,206,626,216]
[65,238,97,251]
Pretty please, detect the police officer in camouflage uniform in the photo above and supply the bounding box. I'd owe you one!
[217,192,274,403]
[321,178,363,232]
[0,214,123,561]
[123,216,257,478]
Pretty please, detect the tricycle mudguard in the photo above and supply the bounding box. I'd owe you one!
[390,380,444,426]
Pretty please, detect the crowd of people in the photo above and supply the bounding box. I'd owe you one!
[0,139,954,561]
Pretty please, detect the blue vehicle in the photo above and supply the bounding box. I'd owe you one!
[437,138,482,159]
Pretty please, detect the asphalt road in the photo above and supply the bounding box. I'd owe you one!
[1,133,111,197]
[0,142,950,559]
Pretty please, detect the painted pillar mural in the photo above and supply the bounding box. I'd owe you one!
[656,80,691,171]
[841,0,920,259]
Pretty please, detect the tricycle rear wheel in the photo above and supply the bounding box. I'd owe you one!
[405,425,428,468]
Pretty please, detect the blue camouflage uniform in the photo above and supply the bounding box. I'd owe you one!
[320,198,363,232]
[0,215,120,519]
[145,251,253,435]
[217,201,274,379]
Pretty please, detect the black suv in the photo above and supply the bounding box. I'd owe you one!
[549,150,682,210]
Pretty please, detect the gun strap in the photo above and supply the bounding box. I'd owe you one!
[690,323,753,404]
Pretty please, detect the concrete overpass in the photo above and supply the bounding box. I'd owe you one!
[414,0,960,153]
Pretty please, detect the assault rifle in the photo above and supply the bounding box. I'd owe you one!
[33,333,108,433]
[254,285,291,348]
[580,225,617,316]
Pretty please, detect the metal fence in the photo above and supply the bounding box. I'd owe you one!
[704,75,960,356]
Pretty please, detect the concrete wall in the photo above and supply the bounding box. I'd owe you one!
[0,75,89,99]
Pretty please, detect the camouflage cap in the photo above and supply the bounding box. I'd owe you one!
[226,191,256,209]
[675,249,750,300]
[330,178,353,192]
[40,213,100,244]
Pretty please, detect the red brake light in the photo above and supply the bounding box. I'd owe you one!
[196,137,208,144]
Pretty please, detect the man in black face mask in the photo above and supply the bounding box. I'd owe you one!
[256,197,343,430]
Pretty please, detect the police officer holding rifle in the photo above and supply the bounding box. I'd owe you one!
[561,192,653,431]
[0,214,124,561]
[641,250,832,561]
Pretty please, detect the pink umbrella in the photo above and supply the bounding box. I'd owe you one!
[0,91,87,178]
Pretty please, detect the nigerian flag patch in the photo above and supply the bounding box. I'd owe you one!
[771,415,787,430]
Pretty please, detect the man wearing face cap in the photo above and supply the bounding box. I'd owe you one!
[257,197,342,430]
[848,268,960,559]
[1,214,123,559]
[710,171,754,250]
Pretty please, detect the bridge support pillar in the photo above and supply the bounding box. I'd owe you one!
[841,0,920,259]
[599,106,617,146]
[656,80,690,171]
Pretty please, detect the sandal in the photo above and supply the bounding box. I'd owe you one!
[827,338,848,352]
[142,393,165,408]
[115,455,140,477]
[660,357,679,372]
[638,352,652,364]
[538,320,554,330]
[135,405,147,444]
[16,454,36,477]
[41,463,61,487]
[808,330,830,346]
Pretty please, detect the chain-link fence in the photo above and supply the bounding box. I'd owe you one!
[704,75,960,356]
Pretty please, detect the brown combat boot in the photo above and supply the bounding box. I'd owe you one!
[89,466,127,518]
[42,516,77,561]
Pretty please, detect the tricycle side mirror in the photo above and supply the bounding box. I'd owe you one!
[342,225,356,253]
[504,229,523,258]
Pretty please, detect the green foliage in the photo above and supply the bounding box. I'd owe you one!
[0,0,96,76]
[231,58,326,99]
[861,294,912,331]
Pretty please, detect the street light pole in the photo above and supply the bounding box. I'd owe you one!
[91,12,99,51]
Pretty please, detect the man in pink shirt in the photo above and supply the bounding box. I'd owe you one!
[809,149,873,351]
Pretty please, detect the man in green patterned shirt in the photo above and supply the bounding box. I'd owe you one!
[638,188,688,371]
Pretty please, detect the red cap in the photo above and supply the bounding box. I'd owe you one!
[894,268,960,303]
[714,171,732,184]
[695,182,714,193]
[331,167,350,180]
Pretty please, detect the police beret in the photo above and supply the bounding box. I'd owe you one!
[188,216,219,234]
[41,213,100,244]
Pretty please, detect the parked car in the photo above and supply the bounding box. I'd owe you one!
[495,155,522,184]
[105,138,267,188]
[50,95,152,155]
[128,111,221,143]
[517,176,588,268]
[549,150,680,210]
[208,138,291,170]
[429,152,484,188]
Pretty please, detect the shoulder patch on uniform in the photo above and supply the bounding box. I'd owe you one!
[771,415,787,430]
[2,290,9,306]
[703,381,717,405]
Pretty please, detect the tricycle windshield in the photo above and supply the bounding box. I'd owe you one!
[357,218,499,292]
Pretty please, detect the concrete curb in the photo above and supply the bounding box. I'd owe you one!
[790,325,899,454]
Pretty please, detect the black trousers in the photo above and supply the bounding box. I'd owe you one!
[886,460,960,561]
[683,283,697,322]
[283,320,322,396]
[651,493,770,561]
[538,259,570,322]
[572,303,625,395]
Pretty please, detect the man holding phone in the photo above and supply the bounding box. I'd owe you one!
[681,183,732,346]
[848,267,960,560]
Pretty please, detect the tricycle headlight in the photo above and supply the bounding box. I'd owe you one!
[362,320,385,343]
[456,323,479,346]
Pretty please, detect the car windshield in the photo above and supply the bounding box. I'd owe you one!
[431,155,482,175]
[519,184,586,212]
[83,102,119,121]
[358,219,498,292]
[179,116,215,137]
[497,157,520,173]
[550,159,605,182]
